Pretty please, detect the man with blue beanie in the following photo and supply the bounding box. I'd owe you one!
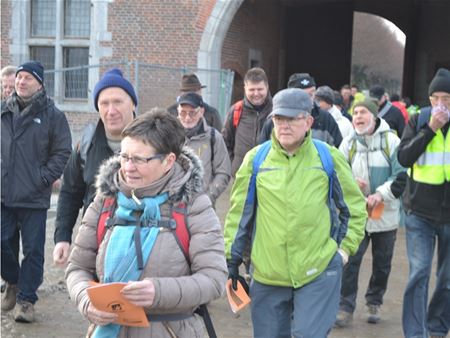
[53,68,137,267]
[1,60,72,322]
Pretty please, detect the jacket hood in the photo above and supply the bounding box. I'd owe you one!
[95,146,204,203]
[373,117,391,135]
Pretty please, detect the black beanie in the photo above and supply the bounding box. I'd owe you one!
[428,68,450,95]
[16,60,44,85]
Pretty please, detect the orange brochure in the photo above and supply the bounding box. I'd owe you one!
[226,279,251,314]
[87,282,149,327]
[368,202,385,220]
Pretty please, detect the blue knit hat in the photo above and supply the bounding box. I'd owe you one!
[93,68,137,111]
[16,60,44,85]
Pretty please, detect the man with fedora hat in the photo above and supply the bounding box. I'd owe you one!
[168,73,223,131]
[52,68,138,270]
[1,60,72,322]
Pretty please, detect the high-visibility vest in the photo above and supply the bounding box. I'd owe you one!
[409,124,450,185]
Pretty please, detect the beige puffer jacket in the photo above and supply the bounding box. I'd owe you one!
[65,148,228,338]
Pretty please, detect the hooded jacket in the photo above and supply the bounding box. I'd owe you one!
[1,90,71,209]
[184,118,231,205]
[224,132,367,288]
[66,148,227,338]
[222,95,273,176]
[339,118,406,233]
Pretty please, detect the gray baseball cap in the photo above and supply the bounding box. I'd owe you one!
[270,88,313,118]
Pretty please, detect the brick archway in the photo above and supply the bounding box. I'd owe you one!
[197,0,244,103]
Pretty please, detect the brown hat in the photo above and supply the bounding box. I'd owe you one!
[180,73,206,92]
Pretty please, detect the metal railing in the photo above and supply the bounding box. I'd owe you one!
[44,60,234,119]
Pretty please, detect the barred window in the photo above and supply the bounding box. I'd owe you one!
[31,0,56,37]
[64,0,91,38]
[30,46,55,96]
[64,47,89,98]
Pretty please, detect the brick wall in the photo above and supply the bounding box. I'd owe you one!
[101,0,217,113]
[1,0,12,68]
[221,0,282,102]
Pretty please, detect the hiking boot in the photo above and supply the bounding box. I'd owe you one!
[334,310,353,327]
[367,304,381,324]
[1,283,18,311]
[14,300,35,323]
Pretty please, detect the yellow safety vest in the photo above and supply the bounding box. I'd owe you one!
[409,126,450,185]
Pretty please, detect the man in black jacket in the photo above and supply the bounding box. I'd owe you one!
[398,68,450,338]
[259,73,342,147]
[369,85,405,137]
[1,61,72,322]
[52,68,137,268]
[168,73,223,131]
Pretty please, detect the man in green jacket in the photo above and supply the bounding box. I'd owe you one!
[224,88,367,338]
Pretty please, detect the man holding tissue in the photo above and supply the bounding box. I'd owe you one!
[398,68,450,338]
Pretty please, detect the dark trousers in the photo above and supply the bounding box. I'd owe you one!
[339,229,397,313]
[1,204,47,304]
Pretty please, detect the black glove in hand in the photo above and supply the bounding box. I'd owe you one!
[227,260,249,293]
[227,261,240,290]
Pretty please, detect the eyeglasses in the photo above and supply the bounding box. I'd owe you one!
[120,153,165,166]
[429,95,450,104]
[178,107,200,119]
[272,115,307,127]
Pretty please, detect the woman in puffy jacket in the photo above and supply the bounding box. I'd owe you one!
[66,110,227,338]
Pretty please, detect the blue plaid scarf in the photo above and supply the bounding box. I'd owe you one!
[93,191,168,338]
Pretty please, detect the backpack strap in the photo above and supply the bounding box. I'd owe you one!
[416,106,432,132]
[172,202,190,262]
[210,128,215,176]
[97,197,116,248]
[248,141,272,205]
[232,100,244,129]
[312,139,334,201]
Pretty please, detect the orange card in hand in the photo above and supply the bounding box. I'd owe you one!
[226,279,251,314]
[87,282,149,327]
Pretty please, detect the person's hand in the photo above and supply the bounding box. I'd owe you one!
[121,279,155,307]
[429,105,450,132]
[86,302,118,326]
[366,192,383,210]
[53,241,70,266]
[227,261,240,291]
[355,177,368,192]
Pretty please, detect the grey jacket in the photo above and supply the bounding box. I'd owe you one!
[184,118,231,205]
[65,148,227,338]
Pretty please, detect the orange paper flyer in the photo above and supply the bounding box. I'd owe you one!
[87,282,149,327]
[226,279,251,314]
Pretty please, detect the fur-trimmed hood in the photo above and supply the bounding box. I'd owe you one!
[95,146,204,203]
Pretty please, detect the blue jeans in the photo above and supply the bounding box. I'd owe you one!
[1,204,47,304]
[250,252,343,338]
[402,213,450,338]
[340,230,397,313]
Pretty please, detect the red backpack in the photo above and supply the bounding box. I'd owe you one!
[96,197,190,261]
[232,100,244,129]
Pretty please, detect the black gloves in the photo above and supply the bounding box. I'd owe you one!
[227,259,249,293]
